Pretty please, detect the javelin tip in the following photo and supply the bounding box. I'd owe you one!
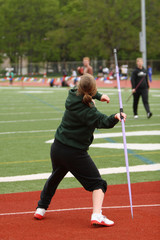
[131,210,134,219]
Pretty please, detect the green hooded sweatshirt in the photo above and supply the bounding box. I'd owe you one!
[55,88,119,150]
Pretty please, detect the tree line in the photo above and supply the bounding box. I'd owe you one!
[0,0,159,64]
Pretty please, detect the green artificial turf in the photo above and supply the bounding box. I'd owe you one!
[0,86,160,194]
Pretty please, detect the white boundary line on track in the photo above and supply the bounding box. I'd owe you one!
[0,204,160,216]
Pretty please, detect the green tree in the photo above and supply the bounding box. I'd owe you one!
[46,0,142,60]
[146,0,160,59]
[0,0,159,63]
[0,0,59,63]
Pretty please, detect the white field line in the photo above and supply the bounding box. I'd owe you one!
[1,112,160,117]
[0,204,160,217]
[115,123,160,128]
[46,130,160,150]
[92,130,160,151]
[45,139,159,150]
[91,143,160,151]
[1,128,160,135]
[0,111,57,115]
[0,118,61,123]
[0,86,67,90]
[98,89,160,93]
[0,129,56,135]
[153,94,160,97]
[0,106,64,110]
[18,91,56,94]
[94,130,160,138]
[0,86,159,92]
[0,164,160,183]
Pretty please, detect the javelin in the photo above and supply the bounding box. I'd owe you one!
[126,76,145,103]
[113,49,133,219]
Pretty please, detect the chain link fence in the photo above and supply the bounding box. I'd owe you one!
[0,59,160,77]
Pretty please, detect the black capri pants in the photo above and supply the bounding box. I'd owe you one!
[38,139,107,209]
[133,88,150,115]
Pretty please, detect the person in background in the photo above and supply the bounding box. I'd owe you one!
[50,78,55,87]
[77,57,93,75]
[9,71,14,85]
[97,66,103,77]
[131,58,152,119]
[71,68,78,86]
[148,65,152,82]
[34,73,126,227]
[62,68,69,87]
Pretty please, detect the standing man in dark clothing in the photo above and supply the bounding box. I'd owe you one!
[131,58,152,119]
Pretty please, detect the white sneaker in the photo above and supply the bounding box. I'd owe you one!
[91,213,114,227]
[34,208,46,220]
[134,115,138,119]
[147,112,152,119]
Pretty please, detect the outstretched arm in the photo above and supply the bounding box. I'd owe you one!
[100,94,110,103]
[115,112,127,122]
[93,92,110,103]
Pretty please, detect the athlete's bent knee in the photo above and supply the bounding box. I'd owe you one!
[84,179,107,193]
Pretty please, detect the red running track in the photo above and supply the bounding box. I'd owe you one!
[0,181,160,240]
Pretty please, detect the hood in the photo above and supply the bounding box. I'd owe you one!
[65,88,84,111]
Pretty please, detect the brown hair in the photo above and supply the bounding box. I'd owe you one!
[77,73,97,107]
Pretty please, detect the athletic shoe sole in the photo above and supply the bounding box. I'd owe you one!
[34,213,44,220]
[91,220,114,227]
